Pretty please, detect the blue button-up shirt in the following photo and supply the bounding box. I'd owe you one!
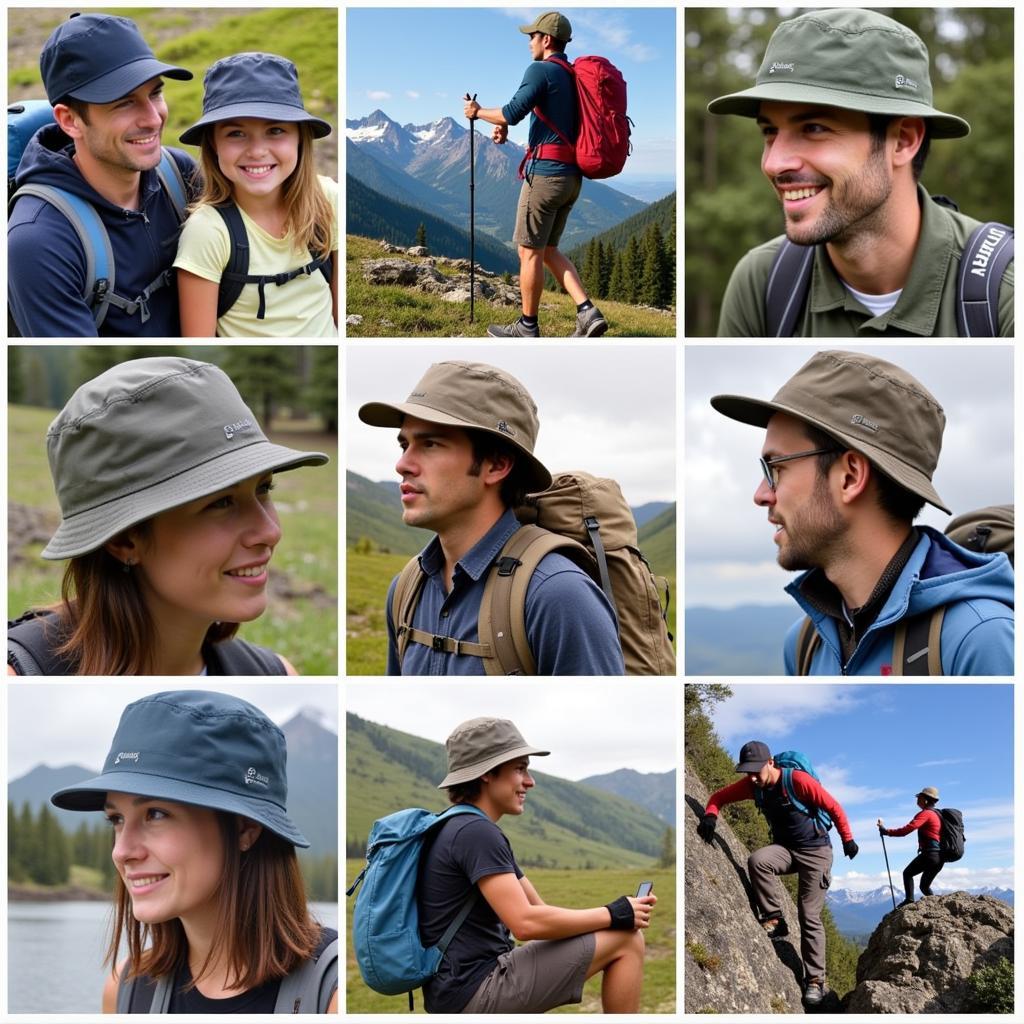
[386,509,624,675]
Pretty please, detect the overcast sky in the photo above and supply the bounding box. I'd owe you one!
[7,683,338,779]
[346,343,676,507]
[685,345,1014,609]
[346,679,677,780]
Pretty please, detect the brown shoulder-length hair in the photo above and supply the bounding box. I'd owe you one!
[52,526,237,675]
[194,122,333,261]
[107,811,320,990]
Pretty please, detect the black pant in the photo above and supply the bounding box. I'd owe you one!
[903,850,942,900]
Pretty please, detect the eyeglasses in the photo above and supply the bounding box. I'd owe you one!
[759,448,837,491]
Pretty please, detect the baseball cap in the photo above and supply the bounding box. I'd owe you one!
[438,717,550,788]
[359,361,552,493]
[40,13,192,106]
[711,350,949,514]
[708,8,970,139]
[735,740,772,773]
[519,11,572,43]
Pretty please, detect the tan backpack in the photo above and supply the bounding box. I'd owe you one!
[391,471,675,676]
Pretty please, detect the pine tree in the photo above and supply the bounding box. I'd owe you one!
[623,235,642,305]
[8,803,25,882]
[598,241,613,299]
[16,803,36,883]
[665,219,677,305]
[659,825,676,867]
[639,223,669,308]
[415,222,427,247]
[217,346,301,426]
[607,250,625,302]
[35,806,70,886]
[73,821,93,867]
[581,238,601,298]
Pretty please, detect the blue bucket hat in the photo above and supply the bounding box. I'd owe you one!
[50,690,310,848]
[40,13,192,106]
[179,52,332,145]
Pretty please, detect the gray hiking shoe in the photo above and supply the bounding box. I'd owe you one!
[570,305,608,337]
[803,978,825,1006]
[486,318,540,337]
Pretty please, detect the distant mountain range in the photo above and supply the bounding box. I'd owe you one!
[579,768,675,826]
[685,604,799,674]
[827,885,1014,937]
[8,710,338,854]
[346,109,646,252]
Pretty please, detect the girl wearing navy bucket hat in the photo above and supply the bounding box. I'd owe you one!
[49,690,338,1012]
[7,357,330,676]
[173,52,337,337]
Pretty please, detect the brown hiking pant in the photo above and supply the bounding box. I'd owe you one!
[748,843,832,980]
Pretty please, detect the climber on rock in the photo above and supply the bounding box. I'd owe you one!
[878,785,944,907]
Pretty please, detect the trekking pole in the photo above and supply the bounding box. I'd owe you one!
[879,828,897,911]
[465,92,477,324]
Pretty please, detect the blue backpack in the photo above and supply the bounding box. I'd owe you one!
[346,804,487,1007]
[7,99,188,333]
[753,749,833,833]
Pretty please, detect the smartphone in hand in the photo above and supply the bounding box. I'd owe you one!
[635,880,654,898]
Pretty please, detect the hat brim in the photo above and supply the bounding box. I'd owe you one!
[179,102,332,145]
[51,770,309,847]
[438,745,550,788]
[707,84,970,140]
[65,57,193,104]
[359,400,553,493]
[42,441,328,560]
[735,759,769,773]
[711,392,950,514]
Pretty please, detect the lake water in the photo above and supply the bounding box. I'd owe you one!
[8,901,339,1014]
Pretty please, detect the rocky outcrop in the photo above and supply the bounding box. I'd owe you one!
[843,893,1013,1014]
[685,762,806,1014]
[361,256,520,306]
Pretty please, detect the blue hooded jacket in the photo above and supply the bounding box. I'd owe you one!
[783,527,1014,676]
[8,124,197,337]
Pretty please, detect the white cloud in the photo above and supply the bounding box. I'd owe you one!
[831,865,1014,893]
[406,90,420,100]
[367,90,392,101]
[915,757,974,768]
[814,763,898,807]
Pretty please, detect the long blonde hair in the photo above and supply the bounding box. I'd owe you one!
[195,122,333,260]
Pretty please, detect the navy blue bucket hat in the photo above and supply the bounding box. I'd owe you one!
[40,13,192,106]
[50,690,310,847]
[180,52,332,145]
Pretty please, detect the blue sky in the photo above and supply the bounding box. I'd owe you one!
[698,684,1013,893]
[346,6,676,182]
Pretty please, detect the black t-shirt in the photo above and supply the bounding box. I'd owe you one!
[418,814,523,1014]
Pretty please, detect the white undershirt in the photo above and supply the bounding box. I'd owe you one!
[842,280,902,317]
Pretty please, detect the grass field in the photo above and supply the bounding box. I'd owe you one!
[8,404,338,674]
[346,236,677,338]
[345,862,676,1014]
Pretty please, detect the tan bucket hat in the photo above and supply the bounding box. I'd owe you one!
[359,361,552,493]
[438,717,550,788]
[916,786,940,801]
[711,350,949,513]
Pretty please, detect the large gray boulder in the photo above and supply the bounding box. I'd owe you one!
[685,762,806,1014]
[843,893,1013,1014]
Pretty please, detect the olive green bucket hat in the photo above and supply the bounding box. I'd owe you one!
[42,357,328,560]
[711,349,950,513]
[358,361,552,493]
[708,8,970,139]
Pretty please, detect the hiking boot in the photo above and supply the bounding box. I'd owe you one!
[897,898,915,908]
[803,978,825,1006]
[570,305,608,337]
[486,318,540,337]
[761,917,789,940]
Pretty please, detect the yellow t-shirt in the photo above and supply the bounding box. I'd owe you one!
[174,175,338,337]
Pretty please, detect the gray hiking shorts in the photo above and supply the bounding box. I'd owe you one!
[461,932,595,1014]
[513,174,583,249]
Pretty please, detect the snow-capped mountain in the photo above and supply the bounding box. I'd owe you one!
[827,885,1014,936]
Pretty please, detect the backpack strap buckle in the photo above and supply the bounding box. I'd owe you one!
[432,635,446,652]
[496,556,521,577]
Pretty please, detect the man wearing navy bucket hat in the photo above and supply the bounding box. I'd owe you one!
[8,13,199,337]
[50,690,338,1013]
[708,8,1014,337]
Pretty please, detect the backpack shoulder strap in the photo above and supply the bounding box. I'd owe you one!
[765,238,815,337]
[892,607,945,675]
[155,148,188,222]
[273,935,339,1014]
[391,557,428,670]
[956,222,1014,337]
[204,637,286,675]
[7,611,74,675]
[214,202,251,319]
[10,182,114,327]
[115,972,134,1013]
[795,616,818,676]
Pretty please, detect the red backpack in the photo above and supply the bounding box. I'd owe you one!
[519,55,632,180]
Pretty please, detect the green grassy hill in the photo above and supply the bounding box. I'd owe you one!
[638,504,676,577]
[347,471,426,556]
[346,713,671,867]
[345,235,676,337]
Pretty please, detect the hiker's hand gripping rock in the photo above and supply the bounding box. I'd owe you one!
[697,812,717,843]
[843,839,859,859]
[492,124,508,145]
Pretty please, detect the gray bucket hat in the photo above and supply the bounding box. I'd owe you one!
[711,350,949,514]
[708,8,970,140]
[359,361,552,493]
[51,690,309,847]
[42,357,328,560]
[179,52,332,146]
[438,717,550,788]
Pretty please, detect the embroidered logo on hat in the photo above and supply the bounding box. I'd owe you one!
[244,766,270,788]
[114,751,140,765]
[850,414,880,432]
[769,62,795,74]
[223,418,255,440]
[496,420,516,437]
[894,74,918,91]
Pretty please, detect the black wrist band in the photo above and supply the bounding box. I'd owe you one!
[605,895,634,930]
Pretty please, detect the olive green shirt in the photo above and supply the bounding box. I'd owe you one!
[718,184,1014,337]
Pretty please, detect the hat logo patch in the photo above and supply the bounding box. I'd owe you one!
[894,74,918,91]
[245,766,270,788]
[223,418,254,440]
[768,62,794,74]
[114,751,140,765]
[496,420,516,437]
[851,413,880,432]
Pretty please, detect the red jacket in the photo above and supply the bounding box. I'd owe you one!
[705,771,853,843]
[885,809,941,845]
